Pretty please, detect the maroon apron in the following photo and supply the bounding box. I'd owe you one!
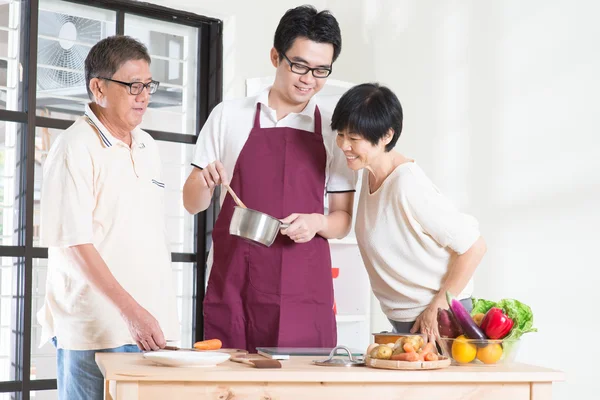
[203,103,336,352]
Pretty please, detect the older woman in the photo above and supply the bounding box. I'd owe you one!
[331,83,487,345]
[37,36,179,400]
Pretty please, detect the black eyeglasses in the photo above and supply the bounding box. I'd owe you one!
[281,53,332,78]
[98,77,160,95]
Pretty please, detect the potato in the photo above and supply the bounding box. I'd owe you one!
[370,345,392,360]
[401,335,424,351]
[393,337,404,349]
[366,343,379,356]
[386,342,395,348]
[392,346,405,356]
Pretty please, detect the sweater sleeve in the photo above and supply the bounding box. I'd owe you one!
[404,168,480,255]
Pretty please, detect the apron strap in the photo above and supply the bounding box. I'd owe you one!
[253,103,262,129]
[313,105,322,137]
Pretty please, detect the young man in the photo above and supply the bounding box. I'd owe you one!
[183,6,355,352]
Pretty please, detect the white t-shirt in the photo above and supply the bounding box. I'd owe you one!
[37,104,180,350]
[355,162,480,322]
[191,87,356,272]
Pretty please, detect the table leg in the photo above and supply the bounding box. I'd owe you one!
[531,382,553,400]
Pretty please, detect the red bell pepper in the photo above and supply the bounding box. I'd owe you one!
[480,307,514,339]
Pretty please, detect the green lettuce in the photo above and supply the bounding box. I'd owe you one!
[471,298,496,315]
[470,297,537,340]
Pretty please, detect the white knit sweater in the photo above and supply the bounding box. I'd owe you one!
[355,162,480,322]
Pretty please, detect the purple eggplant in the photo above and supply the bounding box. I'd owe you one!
[438,308,463,338]
[446,292,487,341]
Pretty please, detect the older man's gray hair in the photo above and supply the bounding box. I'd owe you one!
[84,35,151,100]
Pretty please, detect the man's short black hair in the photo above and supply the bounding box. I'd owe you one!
[331,83,403,152]
[274,5,342,63]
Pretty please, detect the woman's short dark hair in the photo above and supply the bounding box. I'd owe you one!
[331,83,403,152]
[274,5,341,63]
[84,35,151,100]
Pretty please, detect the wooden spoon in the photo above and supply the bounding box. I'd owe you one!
[223,184,247,209]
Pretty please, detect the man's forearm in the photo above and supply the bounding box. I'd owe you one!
[66,244,137,316]
[435,236,487,303]
[183,170,214,214]
[316,210,352,239]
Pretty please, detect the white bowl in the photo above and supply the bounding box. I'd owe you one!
[143,350,231,367]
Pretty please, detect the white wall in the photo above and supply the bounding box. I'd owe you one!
[149,0,597,398]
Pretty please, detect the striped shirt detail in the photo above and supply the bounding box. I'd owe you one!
[151,179,165,188]
[84,114,112,147]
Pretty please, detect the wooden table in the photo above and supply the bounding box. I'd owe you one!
[96,353,564,400]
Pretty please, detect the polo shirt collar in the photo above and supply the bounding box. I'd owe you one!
[255,86,317,119]
[85,103,145,149]
[84,103,117,147]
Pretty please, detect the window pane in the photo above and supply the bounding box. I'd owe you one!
[0,0,25,111]
[125,15,198,135]
[30,258,55,381]
[32,390,56,400]
[172,262,194,348]
[0,257,24,383]
[33,126,62,247]
[0,393,18,400]
[36,0,116,118]
[157,141,195,253]
[0,120,25,246]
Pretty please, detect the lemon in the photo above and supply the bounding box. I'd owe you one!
[451,335,477,364]
[476,343,503,364]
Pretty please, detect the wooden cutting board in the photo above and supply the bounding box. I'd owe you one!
[365,356,451,370]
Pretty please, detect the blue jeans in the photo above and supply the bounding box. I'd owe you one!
[387,297,473,333]
[52,337,141,400]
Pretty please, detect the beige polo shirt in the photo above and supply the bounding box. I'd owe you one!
[36,103,180,350]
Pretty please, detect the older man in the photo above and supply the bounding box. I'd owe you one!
[36,35,179,400]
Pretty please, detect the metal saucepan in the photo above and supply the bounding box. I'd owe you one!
[229,206,290,247]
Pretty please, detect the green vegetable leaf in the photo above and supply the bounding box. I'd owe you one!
[495,299,537,341]
[470,298,496,316]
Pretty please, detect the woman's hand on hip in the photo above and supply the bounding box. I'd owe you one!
[280,213,325,243]
[410,298,446,345]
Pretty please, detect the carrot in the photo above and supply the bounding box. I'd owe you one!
[193,339,222,350]
[424,353,439,361]
[391,352,420,362]
[403,343,417,353]
[420,342,436,356]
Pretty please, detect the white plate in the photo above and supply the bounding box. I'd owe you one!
[143,350,231,367]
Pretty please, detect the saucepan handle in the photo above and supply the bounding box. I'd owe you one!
[279,222,290,229]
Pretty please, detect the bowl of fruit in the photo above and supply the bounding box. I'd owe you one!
[438,336,521,365]
[437,292,537,366]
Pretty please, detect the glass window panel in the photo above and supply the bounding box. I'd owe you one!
[0,257,23,383]
[0,121,25,246]
[172,262,194,348]
[30,258,55,381]
[157,141,195,253]
[33,126,63,247]
[0,0,25,111]
[0,393,18,400]
[125,15,198,135]
[32,390,57,400]
[36,0,116,118]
